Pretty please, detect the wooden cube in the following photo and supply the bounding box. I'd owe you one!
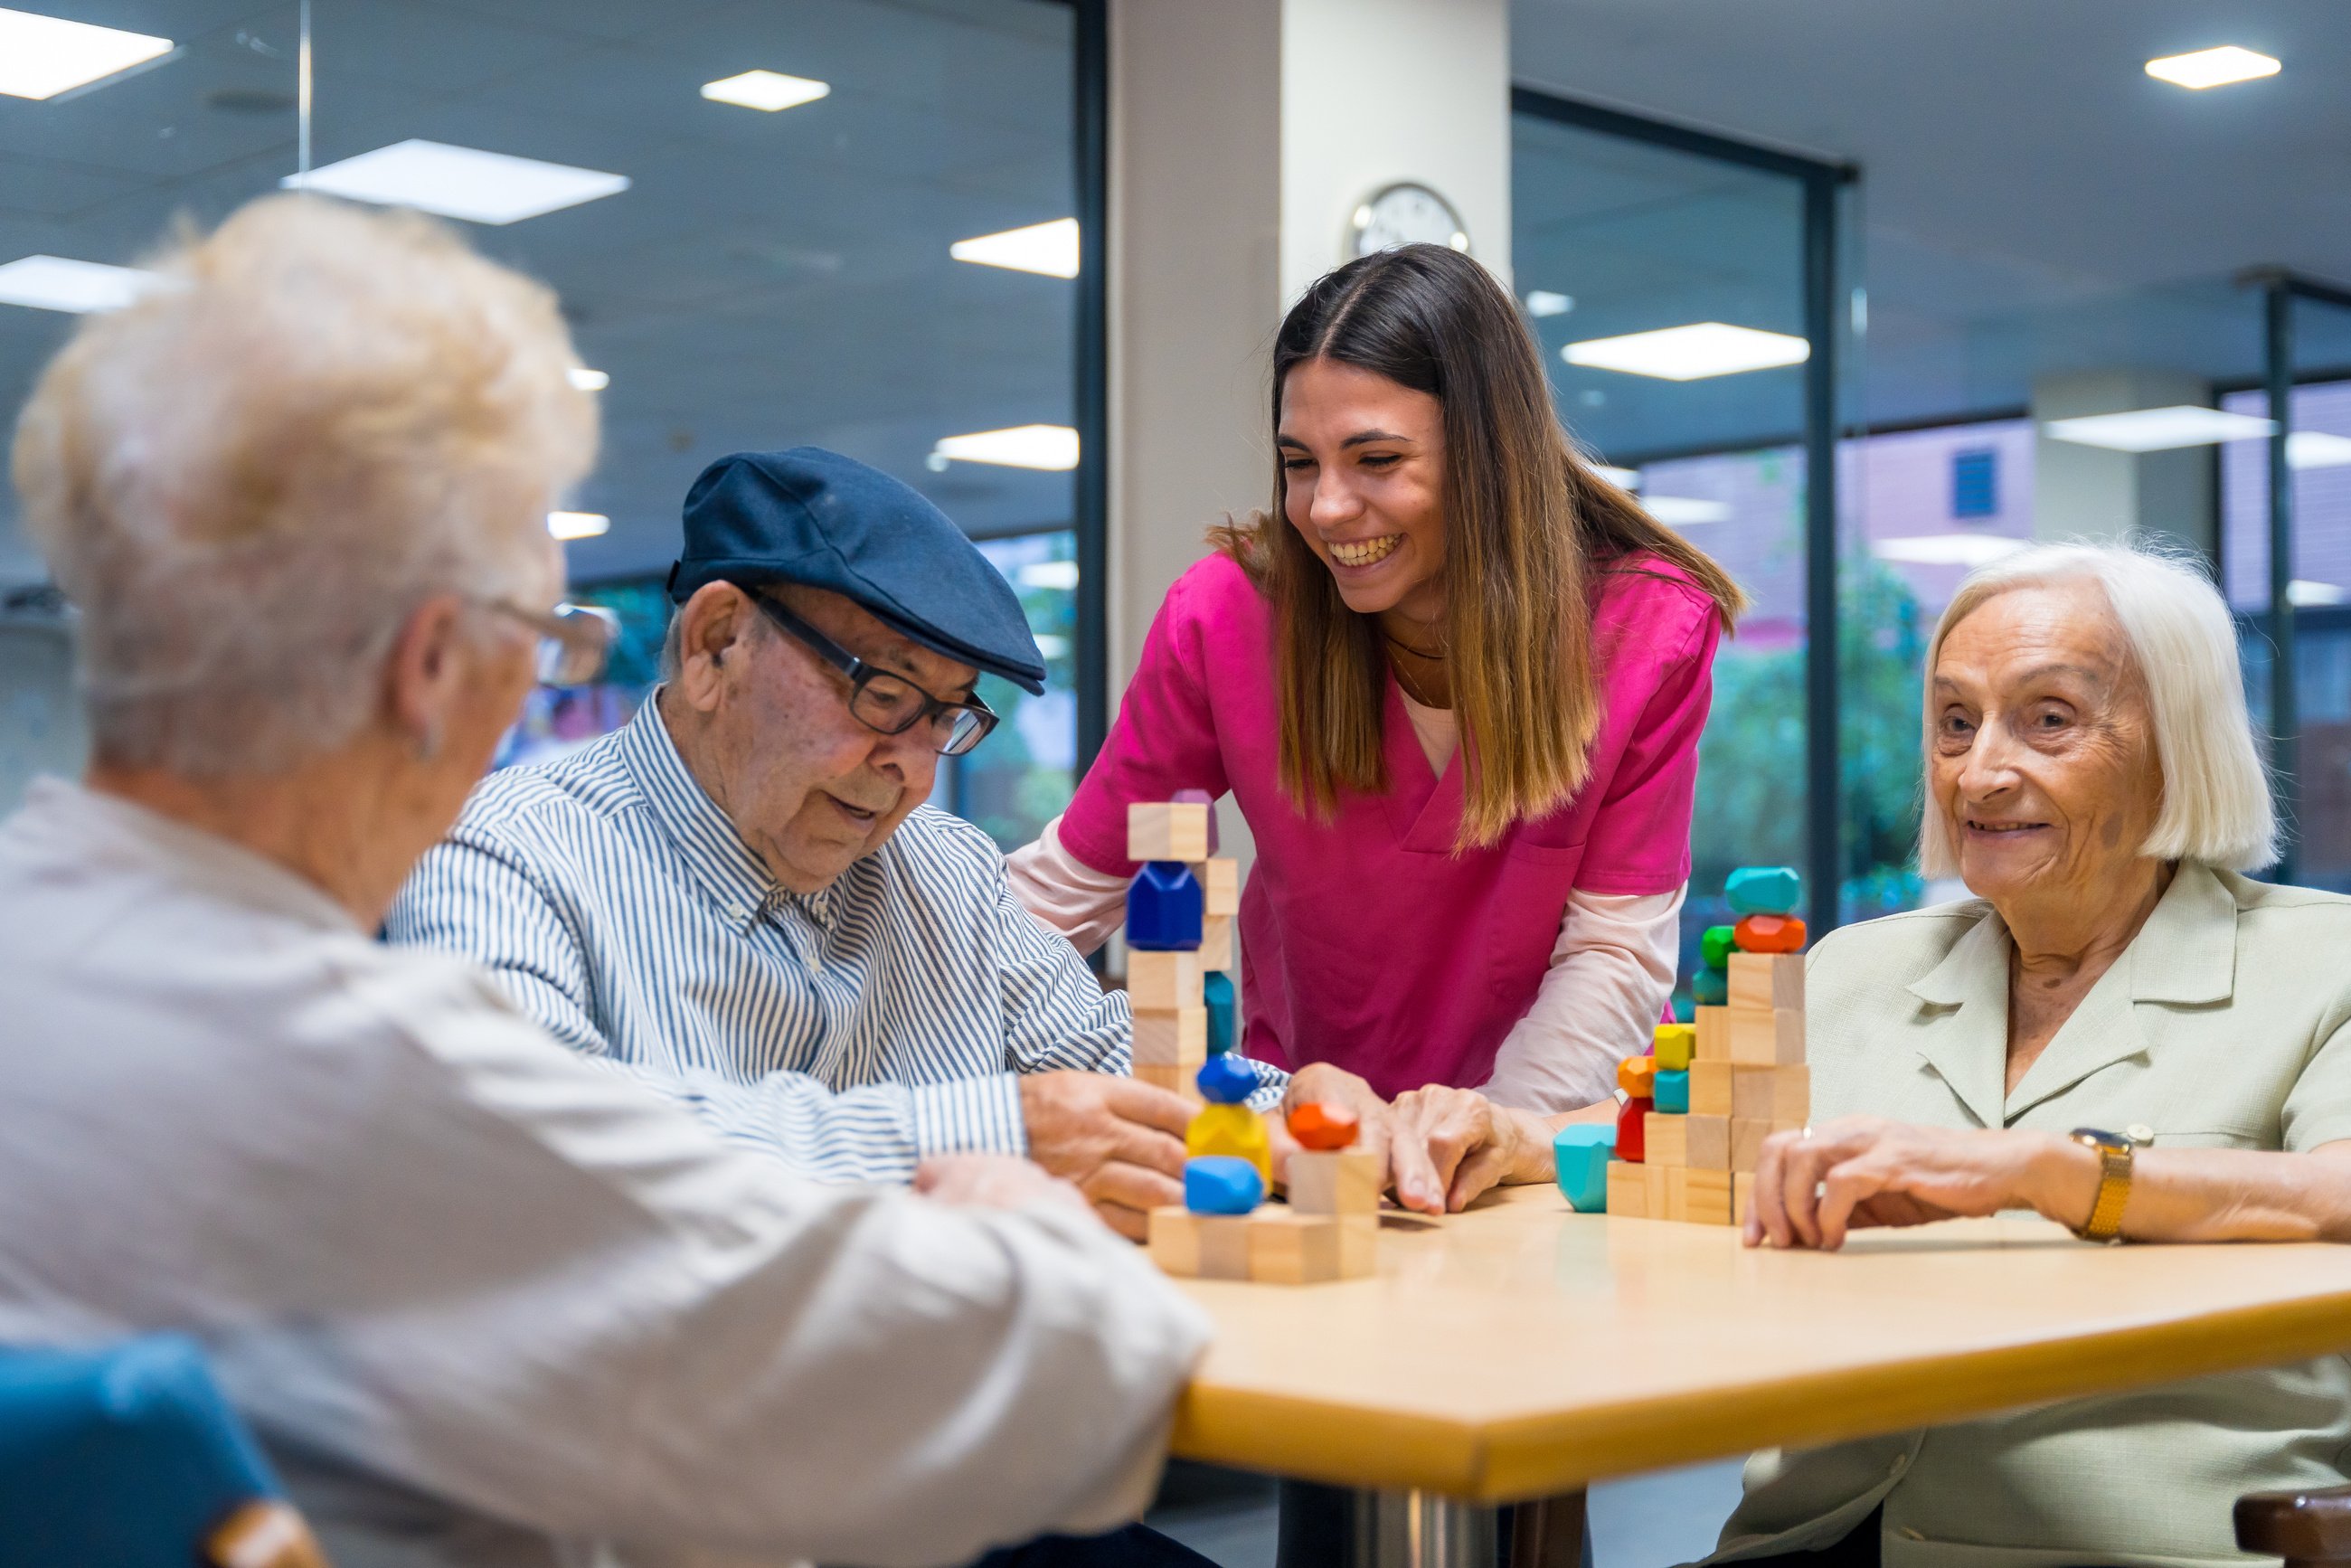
[1131,1007,1207,1067]
[1198,914,1234,973]
[1728,952,1805,1013]
[1694,1006,1732,1062]
[1728,1006,1805,1067]
[1684,1114,1732,1170]
[1195,858,1240,917]
[1644,1162,1668,1215]
[1129,802,1210,863]
[1732,1063,1810,1122]
[1606,1161,1649,1218]
[1248,1211,1341,1283]
[1686,1168,1734,1225]
[1644,1111,1688,1167]
[1148,1208,1250,1279]
[1336,1214,1376,1278]
[1288,1149,1381,1217]
[1732,1117,1805,1171]
[1134,1061,1193,1098]
[1128,949,1203,1011]
[1689,1060,1734,1117]
[1663,1166,1689,1222]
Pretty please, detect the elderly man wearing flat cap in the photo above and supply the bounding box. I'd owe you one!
[389,448,1272,1236]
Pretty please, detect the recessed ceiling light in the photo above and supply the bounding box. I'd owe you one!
[548,511,609,540]
[1591,465,1640,490]
[285,140,629,225]
[2290,580,2347,607]
[1643,496,1731,525]
[2042,405,2274,452]
[0,8,173,101]
[2289,431,2351,469]
[1563,322,1810,381]
[1525,290,1573,318]
[930,424,1079,471]
[0,254,171,313]
[1872,534,2030,568]
[1017,561,1081,590]
[566,366,609,392]
[701,69,830,112]
[950,218,1079,279]
[2146,45,2280,90]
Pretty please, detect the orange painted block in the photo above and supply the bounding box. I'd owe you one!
[1644,1111,1688,1167]
[1198,914,1233,972]
[1685,1113,1732,1170]
[1132,1007,1208,1068]
[1287,1149,1380,1216]
[1653,1023,1695,1072]
[1733,913,1807,955]
[1728,1006,1805,1067]
[1606,1161,1648,1218]
[1689,1060,1734,1117]
[1128,949,1203,1011]
[1195,858,1240,917]
[1733,1117,1805,1171]
[1695,1006,1732,1062]
[1128,802,1210,863]
[1727,953,1805,1013]
[1288,1102,1361,1149]
[1619,1055,1657,1099]
[1732,1063,1810,1121]
[1149,1207,1250,1278]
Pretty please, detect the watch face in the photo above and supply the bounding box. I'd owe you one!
[1351,184,1469,259]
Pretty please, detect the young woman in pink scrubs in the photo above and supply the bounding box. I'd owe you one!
[1009,243,1742,1212]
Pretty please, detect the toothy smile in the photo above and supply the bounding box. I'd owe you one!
[1328,534,1402,568]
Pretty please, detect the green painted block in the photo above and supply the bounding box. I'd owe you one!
[1700,925,1736,970]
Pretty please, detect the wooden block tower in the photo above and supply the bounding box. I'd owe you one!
[1600,865,1810,1227]
[1124,791,1235,1101]
[1148,1092,1380,1285]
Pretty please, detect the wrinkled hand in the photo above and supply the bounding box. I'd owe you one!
[914,1152,1097,1227]
[1746,1116,2086,1251]
[1278,1062,1393,1190]
[1018,1070,1193,1241]
[1385,1085,1556,1214]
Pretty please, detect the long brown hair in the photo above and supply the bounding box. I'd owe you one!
[1212,243,1744,849]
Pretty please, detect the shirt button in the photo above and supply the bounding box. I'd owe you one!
[728,904,750,921]
[2127,1124,2154,1145]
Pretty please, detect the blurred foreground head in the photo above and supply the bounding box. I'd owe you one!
[11,193,598,777]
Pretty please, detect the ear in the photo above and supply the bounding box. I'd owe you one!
[384,594,470,756]
[674,582,753,713]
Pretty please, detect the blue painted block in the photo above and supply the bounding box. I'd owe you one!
[1126,862,1204,949]
[1654,1069,1690,1114]
[1185,1155,1264,1214]
[1553,1124,1616,1213]
[1194,1053,1256,1105]
[1726,865,1802,918]
[1204,969,1237,1055]
[1692,968,1728,1006]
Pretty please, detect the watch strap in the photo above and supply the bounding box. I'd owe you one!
[2071,1132,2134,1242]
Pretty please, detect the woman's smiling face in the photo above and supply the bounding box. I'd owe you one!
[1278,356,1449,624]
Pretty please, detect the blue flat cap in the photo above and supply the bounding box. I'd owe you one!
[666,448,1047,694]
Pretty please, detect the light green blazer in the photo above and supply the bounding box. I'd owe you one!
[1712,864,2351,1568]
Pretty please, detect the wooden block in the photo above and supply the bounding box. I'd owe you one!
[1728,1006,1805,1067]
[1135,1061,1193,1099]
[1735,1171,1756,1225]
[1288,1149,1381,1216]
[1732,1117,1805,1171]
[1606,1161,1648,1218]
[1644,1162,1667,1215]
[1732,1063,1810,1122]
[1128,802,1210,863]
[1131,1007,1207,1067]
[1728,952,1805,1013]
[1689,1059,1734,1117]
[1128,949,1203,1011]
[1148,1208,1250,1279]
[1686,1168,1734,1225]
[1694,1006,1732,1062]
[1663,1166,1689,1222]
[1198,914,1233,972]
[1195,858,1239,917]
[1684,1114,1732,1170]
[1337,1214,1377,1278]
[1248,1210,1345,1283]
[1644,1111,1687,1167]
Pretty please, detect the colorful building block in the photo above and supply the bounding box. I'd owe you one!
[1288,1149,1380,1215]
[1128,802,1210,863]
[1728,952,1805,1012]
[1654,1023,1695,1072]
[1127,862,1204,949]
[1286,1102,1360,1150]
[1693,967,1728,1006]
[1554,1124,1616,1212]
[1619,1054,1657,1100]
[1725,865,1801,917]
[1128,949,1203,1011]
[1689,1059,1734,1117]
[1605,1161,1649,1217]
[1184,1155,1263,1214]
[1188,1104,1271,1182]
[1170,788,1221,855]
[1728,1007,1805,1067]
[1733,912,1807,955]
[1615,1094,1651,1162]
[1203,969,1237,1056]
[1654,1068,1690,1114]
[1195,1053,1255,1104]
[1700,924,1737,970]
[1645,1111,1688,1167]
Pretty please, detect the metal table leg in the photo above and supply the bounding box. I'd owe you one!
[1276,1480,1586,1568]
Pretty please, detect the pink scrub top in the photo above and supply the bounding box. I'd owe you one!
[1059,551,1721,1100]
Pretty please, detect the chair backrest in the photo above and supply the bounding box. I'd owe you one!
[0,1334,328,1568]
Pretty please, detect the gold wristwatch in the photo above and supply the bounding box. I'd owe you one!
[2068,1128,2136,1243]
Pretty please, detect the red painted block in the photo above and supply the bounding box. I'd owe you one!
[1615,1094,1652,1163]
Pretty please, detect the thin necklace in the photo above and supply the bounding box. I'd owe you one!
[1382,629,1446,662]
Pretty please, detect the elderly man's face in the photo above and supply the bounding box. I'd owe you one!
[676,582,974,894]
[1929,578,2161,906]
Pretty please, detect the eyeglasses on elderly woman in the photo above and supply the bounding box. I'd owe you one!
[484,600,620,687]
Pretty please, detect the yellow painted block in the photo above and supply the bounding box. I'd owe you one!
[1128,802,1210,863]
[1187,1103,1271,1183]
[1653,1023,1695,1072]
[1128,949,1203,1011]
[1288,1149,1380,1216]
[1728,951,1805,1012]
[1727,1006,1805,1067]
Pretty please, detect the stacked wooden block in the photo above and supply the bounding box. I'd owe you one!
[1148,1102,1380,1284]
[1601,866,1810,1227]
[1126,797,1239,1102]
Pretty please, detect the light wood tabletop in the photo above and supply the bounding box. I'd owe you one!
[1165,1185,2351,1503]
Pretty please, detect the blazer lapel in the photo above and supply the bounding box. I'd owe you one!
[1903,907,2012,1129]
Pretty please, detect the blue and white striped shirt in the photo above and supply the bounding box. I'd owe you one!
[385,697,1139,1183]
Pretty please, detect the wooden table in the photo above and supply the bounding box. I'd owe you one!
[1165,1185,2351,1568]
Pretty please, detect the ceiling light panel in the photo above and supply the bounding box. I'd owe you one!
[950,218,1079,279]
[0,254,170,313]
[1563,322,1810,381]
[1525,290,1573,318]
[2290,580,2348,607]
[548,512,609,540]
[1591,466,1639,491]
[2042,406,2274,452]
[2146,46,2280,90]
[930,424,1079,470]
[285,140,629,225]
[702,70,830,111]
[0,8,172,101]
[1642,496,1731,525]
[567,367,609,392]
[2289,432,2351,469]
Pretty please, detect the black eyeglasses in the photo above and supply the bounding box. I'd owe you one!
[750,592,1000,757]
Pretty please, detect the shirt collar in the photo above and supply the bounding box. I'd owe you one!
[618,693,784,933]
[1906,861,2238,1009]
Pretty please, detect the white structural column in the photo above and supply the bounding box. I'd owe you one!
[2031,369,2219,560]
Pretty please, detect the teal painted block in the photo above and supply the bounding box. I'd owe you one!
[1726,865,1802,918]
[1700,925,1736,970]
[1204,969,1237,1055]
[1554,1124,1616,1213]
[1692,967,1728,1006]
[1654,1069,1689,1114]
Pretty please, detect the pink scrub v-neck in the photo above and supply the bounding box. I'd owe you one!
[1059,552,1719,1099]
